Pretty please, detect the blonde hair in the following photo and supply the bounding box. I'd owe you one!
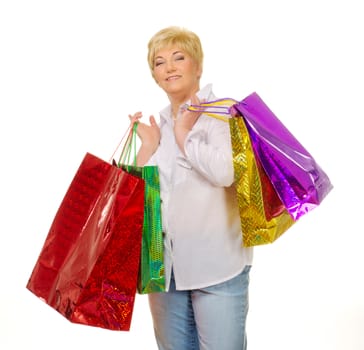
[147,26,204,78]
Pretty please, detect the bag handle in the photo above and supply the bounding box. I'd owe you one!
[187,98,239,122]
[118,122,139,168]
[109,122,138,166]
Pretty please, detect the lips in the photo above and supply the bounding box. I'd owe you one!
[166,75,181,81]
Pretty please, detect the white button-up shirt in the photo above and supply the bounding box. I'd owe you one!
[147,84,253,291]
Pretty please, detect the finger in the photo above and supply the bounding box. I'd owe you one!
[190,94,201,106]
[130,111,142,119]
[189,95,204,118]
[149,115,157,126]
[128,112,143,123]
[128,115,137,123]
[129,117,139,127]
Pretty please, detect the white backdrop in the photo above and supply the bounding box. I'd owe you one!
[1,1,363,349]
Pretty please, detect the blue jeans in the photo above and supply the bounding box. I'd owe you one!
[148,265,251,350]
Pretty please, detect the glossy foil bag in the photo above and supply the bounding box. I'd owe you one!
[119,124,165,294]
[233,92,333,220]
[189,93,333,246]
[121,165,165,294]
[229,117,295,246]
[26,153,145,331]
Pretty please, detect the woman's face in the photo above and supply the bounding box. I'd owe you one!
[153,45,202,97]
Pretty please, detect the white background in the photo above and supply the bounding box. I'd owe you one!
[1,0,363,349]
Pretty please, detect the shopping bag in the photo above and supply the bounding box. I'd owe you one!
[188,93,333,246]
[232,92,333,220]
[229,116,295,246]
[26,152,145,330]
[118,123,165,294]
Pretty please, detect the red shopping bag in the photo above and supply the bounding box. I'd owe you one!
[26,152,145,331]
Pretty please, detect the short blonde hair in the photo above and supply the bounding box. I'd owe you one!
[147,26,204,78]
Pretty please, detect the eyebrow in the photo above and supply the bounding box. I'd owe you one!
[155,51,183,60]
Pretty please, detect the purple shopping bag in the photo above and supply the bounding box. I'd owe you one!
[232,92,333,220]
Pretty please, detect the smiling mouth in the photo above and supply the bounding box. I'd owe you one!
[166,75,181,81]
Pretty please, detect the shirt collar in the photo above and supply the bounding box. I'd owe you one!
[159,83,215,125]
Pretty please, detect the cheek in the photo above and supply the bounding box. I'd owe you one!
[153,69,163,82]
[185,61,201,77]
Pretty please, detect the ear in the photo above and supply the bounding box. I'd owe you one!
[197,64,203,79]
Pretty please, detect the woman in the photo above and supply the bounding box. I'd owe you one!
[130,26,253,350]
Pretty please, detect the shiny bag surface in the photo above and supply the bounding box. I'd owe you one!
[233,92,333,220]
[229,117,295,246]
[26,152,145,330]
[188,93,333,246]
[119,124,165,294]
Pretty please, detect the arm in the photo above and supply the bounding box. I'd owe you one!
[184,119,234,187]
[175,96,234,187]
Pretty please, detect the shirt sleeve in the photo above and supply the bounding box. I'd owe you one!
[184,116,235,187]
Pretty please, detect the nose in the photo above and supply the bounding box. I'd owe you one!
[166,59,176,72]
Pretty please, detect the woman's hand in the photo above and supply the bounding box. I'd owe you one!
[129,112,160,166]
[174,95,203,155]
[176,95,203,130]
[129,112,160,148]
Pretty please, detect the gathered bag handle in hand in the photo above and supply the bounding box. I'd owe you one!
[109,122,139,167]
[187,98,239,122]
[118,122,139,168]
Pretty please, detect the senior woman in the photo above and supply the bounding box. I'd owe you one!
[130,26,253,350]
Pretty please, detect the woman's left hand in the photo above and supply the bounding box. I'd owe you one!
[174,94,203,155]
[176,94,203,131]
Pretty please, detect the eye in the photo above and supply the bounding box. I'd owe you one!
[175,54,185,61]
[155,60,164,67]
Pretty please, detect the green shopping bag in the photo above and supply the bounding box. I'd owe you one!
[118,123,165,294]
